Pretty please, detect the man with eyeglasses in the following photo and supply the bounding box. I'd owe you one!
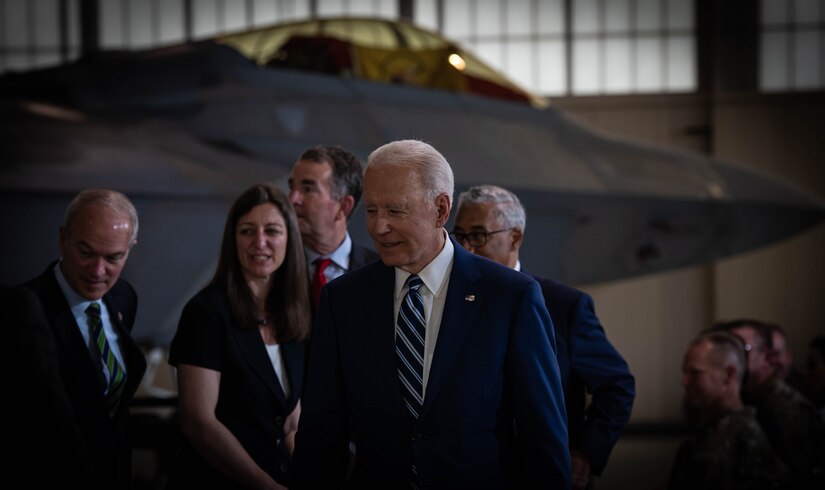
[713,319,825,487]
[453,184,635,490]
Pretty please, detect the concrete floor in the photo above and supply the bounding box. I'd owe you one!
[132,431,685,489]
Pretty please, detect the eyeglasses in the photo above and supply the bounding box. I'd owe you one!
[451,228,511,248]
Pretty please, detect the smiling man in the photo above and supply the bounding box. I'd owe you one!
[8,189,146,489]
[288,145,378,309]
[293,140,570,488]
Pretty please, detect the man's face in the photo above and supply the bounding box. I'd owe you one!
[682,341,727,412]
[454,202,519,268]
[364,165,450,274]
[732,326,775,390]
[288,160,344,245]
[59,205,134,300]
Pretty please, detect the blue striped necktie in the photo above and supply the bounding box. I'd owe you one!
[86,302,127,415]
[396,274,426,489]
[396,275,426,419]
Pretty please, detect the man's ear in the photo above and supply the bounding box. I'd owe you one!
[434,194,451,228]
[337,195,355,221]
[510,228,524,251]
[764,348,780,371]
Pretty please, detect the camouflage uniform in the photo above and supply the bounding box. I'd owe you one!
[749,376,825,487]
[668,407,789,490]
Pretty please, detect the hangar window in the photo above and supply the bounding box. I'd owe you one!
[760,0,825,91]
[422,0,696,97]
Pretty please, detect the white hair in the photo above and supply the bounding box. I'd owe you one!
[367,140,454,208]
[457,184,526,231]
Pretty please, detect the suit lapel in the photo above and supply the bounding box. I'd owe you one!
[102,292,145,413]
[40,270,107,397]
[421,245,485,417]
[280,341,304,407]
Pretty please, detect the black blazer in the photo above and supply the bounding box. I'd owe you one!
[7,263,146,489]
[168,283,305,488]
[526,272,635,475]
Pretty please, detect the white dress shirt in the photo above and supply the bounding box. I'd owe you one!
[393,230,454,394]
[305,232,352,283]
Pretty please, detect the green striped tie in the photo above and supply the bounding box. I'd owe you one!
[86,302,127,415]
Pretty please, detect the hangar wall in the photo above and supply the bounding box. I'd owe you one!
[554,91,825,424]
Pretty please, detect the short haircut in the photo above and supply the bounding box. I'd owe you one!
[299,145,364,217]
[366,139,454,208]
[457,184,526,231]
[766,322,788,341]
[712,318,773,351]
[212,184,310,341]
[64,189,139,243]
[692,330,748,385]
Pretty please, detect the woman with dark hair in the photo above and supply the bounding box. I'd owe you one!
[168,184,311,489]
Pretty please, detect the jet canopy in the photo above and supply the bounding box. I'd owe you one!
[218,17,547,107]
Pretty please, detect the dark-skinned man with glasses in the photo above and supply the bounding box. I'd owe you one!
[453,184,636,490]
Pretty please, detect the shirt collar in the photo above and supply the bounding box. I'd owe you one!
[514,260,521,271]
[305,232,352,270]
[53,261,98,312]
[394,229,454,299]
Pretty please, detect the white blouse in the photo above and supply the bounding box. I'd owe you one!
[265,344,291,399]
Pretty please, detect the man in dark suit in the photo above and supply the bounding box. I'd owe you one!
[288,145,379,308]
[293,140,570,488]
[454,184,635,490]
[7,189,147,489]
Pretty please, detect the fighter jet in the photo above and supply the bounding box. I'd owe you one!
[1,17,822,345]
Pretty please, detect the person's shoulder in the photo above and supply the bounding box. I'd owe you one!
[15,262,57,292]
[182,282,227,310]
[330,257,387,289]
[461,251,537,292]
[529,274,585,301]
[724,407,761,434]
[12,263,62,310]
[350,240,380,265]
[109,277,137,301]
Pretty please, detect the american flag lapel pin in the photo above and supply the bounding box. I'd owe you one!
[465,294,475,302]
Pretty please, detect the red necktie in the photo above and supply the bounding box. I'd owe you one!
[312,258,332,309]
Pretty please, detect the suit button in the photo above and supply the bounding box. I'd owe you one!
[411,432,422,441]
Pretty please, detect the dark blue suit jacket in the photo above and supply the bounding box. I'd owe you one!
[293,241,571,489]
[526,273,635,475]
